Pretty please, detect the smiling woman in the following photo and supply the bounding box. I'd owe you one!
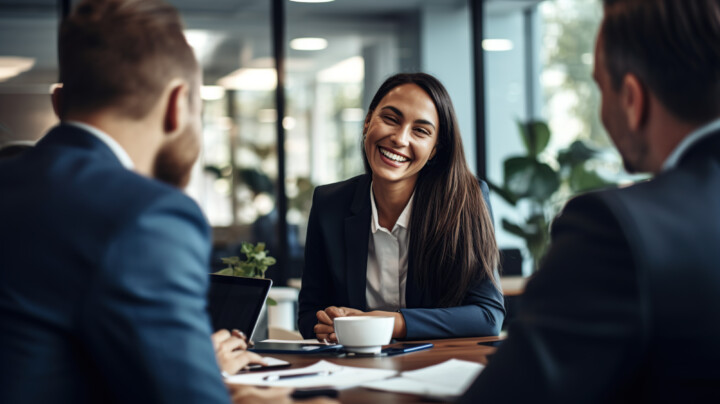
[298,72,505,342]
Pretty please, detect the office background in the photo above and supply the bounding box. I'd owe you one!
[0,0,622,282]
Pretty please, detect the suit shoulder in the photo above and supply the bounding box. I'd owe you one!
[313,174,367,202]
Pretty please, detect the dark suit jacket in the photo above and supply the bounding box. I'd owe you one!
[0,125,229,404]
[459,129,720,403]
[298,173,505,340]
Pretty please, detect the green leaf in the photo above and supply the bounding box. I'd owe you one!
[501,219,533,239]
[240,243,254,255]
[569,164,612,192]
[221,256,240,265]
[504,157,560,200]
[558,140,599,169]
[214,267,234,276]
[517,120,551,157]
[219,242,277,280]
[266,297,277,306]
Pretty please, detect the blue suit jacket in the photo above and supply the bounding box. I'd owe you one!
[0,125,229,404]
[298,174,505,340]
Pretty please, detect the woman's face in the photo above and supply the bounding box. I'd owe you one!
[364,83,439,189]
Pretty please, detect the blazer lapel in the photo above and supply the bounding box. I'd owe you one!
[344,174,372,310]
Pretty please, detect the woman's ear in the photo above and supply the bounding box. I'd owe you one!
[363,111,373,135]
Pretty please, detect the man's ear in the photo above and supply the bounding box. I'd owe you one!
[621,73,647,132]
[163,80,189,136]
[51,85,64,119]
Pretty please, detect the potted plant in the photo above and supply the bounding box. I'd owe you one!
[216,242,277,306]
[488,120,616,270]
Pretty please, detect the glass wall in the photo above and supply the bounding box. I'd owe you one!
[3,0,626,280]
[0,1,58,147]
[485,0,629,274]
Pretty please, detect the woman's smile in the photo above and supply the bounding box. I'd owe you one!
[378,146,411,167]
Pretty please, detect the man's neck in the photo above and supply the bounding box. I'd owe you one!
[64,113,162,177]
[644,107,702,173]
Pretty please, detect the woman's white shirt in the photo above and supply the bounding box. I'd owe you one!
[366,183,413,312]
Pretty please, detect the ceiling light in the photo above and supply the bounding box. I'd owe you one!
[218,68,277,91]
[482,39,514,52]
[0,57,35,82]
[290,0,335,3]
[317,56,364,83]
[290,37,328,51]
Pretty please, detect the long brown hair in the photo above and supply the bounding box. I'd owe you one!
[362,73,499,307]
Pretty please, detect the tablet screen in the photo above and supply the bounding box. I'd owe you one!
[207,275,272,340]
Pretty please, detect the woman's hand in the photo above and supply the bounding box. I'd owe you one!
[212,329,266,375]
[314,306,362,342]
[314,307,407,341]
[365,310,407,339]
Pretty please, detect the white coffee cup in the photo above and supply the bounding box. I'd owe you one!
[333,316,395,354]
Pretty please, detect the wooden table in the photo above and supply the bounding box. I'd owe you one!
[249,336,501,403]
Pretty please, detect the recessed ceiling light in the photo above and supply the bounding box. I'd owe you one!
[482,39,513,52]
[218,68,277,91]
[290,0,335,3]
[290,37,328,51]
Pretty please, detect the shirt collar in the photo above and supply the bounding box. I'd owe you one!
[662,117,720,171]
[63,121,135,170]
[370,181,414,234]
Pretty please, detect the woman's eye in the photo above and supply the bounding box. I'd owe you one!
[415,127,430,136]
[382,115,398,124]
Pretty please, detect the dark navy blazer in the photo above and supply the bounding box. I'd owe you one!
[0,125,229,404]
[460,130,720,403]
[298,173,505,340]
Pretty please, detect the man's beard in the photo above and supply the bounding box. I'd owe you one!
[153,127,200,189]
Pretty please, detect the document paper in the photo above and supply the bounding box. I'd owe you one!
[362,359,484,398]
[260,339,338,345]
[225,360,397,389]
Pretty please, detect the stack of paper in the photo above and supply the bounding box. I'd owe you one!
[362,359,484,399]
[225,360,397,389]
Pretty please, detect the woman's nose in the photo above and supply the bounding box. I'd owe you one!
[390,125,411,146]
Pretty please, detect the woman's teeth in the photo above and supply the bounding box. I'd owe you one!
[380,147,409,162]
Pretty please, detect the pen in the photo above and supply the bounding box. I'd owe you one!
[263,370,331,382]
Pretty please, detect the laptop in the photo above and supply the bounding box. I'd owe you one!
[206,274,272,340]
